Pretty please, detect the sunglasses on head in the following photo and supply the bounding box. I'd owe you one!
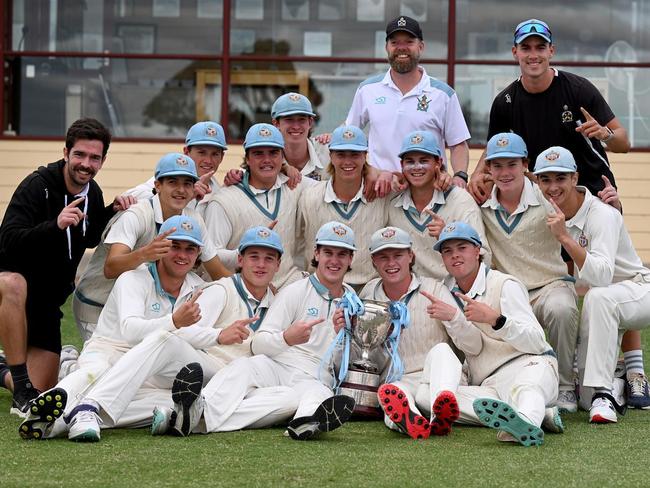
[514,22,552,42]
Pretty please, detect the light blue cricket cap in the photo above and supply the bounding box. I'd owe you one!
[369,226,412,254]
[485,132,528,161]
[185,121,227,150]
[154,153,198,181]
[315,221,356,251]
[434,221,482,252]
[398,130,442,159]
[244,123,285,150]
[533,146,578,174]
[329,125,368,152]
[271,92,316,119]
[238,226,284,255]
[159,215,204,247]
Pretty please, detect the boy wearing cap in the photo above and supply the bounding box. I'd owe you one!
[424,222,560,446]
[204,123,304,289]
[124,121,227,217]
[298,125,389,290]
[345,15,470,184]
[534,146,650,421]
[160,221,357,440]
[0,118,135,413]
[19,216,209,441]
[480,132,579,412]
[73,153,228,341]
[388,130,490,280]
[353,226,468,439]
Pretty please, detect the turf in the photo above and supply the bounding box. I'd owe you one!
[1,301,649,488]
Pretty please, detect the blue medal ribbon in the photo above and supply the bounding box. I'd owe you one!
[383,301,410,382]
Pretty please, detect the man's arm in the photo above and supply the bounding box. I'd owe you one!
[448,141,470,189]
[467,149,493,204]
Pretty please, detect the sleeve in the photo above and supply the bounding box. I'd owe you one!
[493,280,549,354]
[575,207,618,287]
[203,199,238,270]
[437,286,483,356]
[443,92,471,147]
[577,77,616,126]
[345,85,369,129]
[250,288,297,357]
[172,284,226,348]
[0,176,66,256]
[103,210,145,249]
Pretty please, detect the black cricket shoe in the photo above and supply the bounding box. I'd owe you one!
[170,362,204,437]
[287,395,355,441]
[19,388,67,440]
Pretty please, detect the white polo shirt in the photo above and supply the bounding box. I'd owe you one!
[345,66,470,172]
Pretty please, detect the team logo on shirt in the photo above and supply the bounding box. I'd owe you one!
[176,156,188,166]
[561,105,573,123]
[307,307,319,316]
[544,151,560,161]
[381,228,396,239]
[151,302,161,312]
[206,126,217,136]
[410,134,424,144]
[259,127,272,137]
[374,96,387,104]
[257,228,270,239]
[288,93,301,102]
[332,225,348,236]
[342,130,355,140]
[416,94,430,112]
[397,17,407,27]
[496,137,509,147]
[578,232,588,248]
[181,221,193,231]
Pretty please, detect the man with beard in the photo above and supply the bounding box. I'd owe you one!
[0,118,134,414]
[345,15,470,187]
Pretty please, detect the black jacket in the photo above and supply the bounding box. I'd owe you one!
[0,159,115,307]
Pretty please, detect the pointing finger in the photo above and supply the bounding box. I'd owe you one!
[420,290,438,304]
[240,316,259,326]
[67,196,85,208]
[200,170,215,183]
[548,198,563,215]
[580,107,595,121]
[454,292,475,304]
[189,289,203,303]
[601,175,613,188]
[306,318,325,328]
[156,228,176,240]
[267,219,278,230]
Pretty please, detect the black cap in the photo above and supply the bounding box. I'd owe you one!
[385,16,423,41]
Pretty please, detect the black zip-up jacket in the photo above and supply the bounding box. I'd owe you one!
[0,159,115,308]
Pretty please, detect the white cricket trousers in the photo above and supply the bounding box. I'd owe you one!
[201,355,333,433]
[530,281,579,391]
[579,279,650,391]
[417,343,558,427]
[85,330,226,426]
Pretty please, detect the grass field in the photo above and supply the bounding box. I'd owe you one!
[2,300,650,488]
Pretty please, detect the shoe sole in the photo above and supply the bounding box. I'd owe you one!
[473,398,544,447]
[69,429,100,442]
[287,395,355,441]
[590,414,617,424]
[151,407,176,436]
[378,384,430,440]
[171,362,203,437]
[542,408,565,434]
[430,390,459,436]
[18,388,67,440]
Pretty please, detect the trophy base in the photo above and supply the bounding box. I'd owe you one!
[338,368,382,418]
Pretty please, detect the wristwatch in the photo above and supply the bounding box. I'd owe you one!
[493,315,507,330]
[602,127,615,143]
[453,171,468,183]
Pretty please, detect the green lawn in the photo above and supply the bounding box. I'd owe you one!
[1,300,649,488]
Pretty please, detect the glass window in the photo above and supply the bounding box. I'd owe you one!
[11,0,223,54]
[229,0,447,58]
[10,57,220,138]
[220,61,447,139]
[456,1,650,62]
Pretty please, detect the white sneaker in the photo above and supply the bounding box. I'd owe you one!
[151,406,174,436]
[589,396,617,424]
[169,363,204,437]
[68,408,102,442]
[555,390,578,413]
[541,406,565,433]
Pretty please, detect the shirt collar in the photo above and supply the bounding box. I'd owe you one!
[565,186,592,231]
[234,273,273,311]
[482,177,540,214]
[394,188,445,210]
[147,261,197,306]
[152,194,164,225]
[298,139,325,176]
[383,66,429,94]
[445,262,489,299]
[324,179,367,204]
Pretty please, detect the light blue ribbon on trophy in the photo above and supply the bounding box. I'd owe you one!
[319,290,363,389]
[383,301,410,383]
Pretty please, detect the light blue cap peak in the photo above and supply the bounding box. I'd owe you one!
[485,132,528,160]
[398,130,442,159]
[238,226,284,255]
[434,221,482,252]
[533,146,577,174]
[329,125,368,152]
[159,215,204,247]
[185,121,227,149]
[244,123,285,150]
[155,153,198,181]
[369,226,412,254]
[271,92,315,119]
[315,221,356,251]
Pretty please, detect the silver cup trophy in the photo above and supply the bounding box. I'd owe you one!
[338,300,393,416]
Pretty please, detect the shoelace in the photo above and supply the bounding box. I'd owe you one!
[558,390,575,402]
[73,410,103,426]
[592,397,613,410]
[629,375,648,396]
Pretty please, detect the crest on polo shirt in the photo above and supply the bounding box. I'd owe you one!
[181,221,193,232]
[381,228,396,240]
[496,137,509,147]
[561,105,573,123]
[288,93,301,102]
[307,307,319,317]
[416,94,430,112]
[257,228,270,239]
[342,130,355,140]
[410,134,424,145]
[206,126,217,136]
[397,17,406,27]
[578,232,588,248]
[332,225,347,237]
[176,156,188,166]
[151,302,161,312]
[259,127,272,137]
[544,151,560,161]
[374,96,386,104]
